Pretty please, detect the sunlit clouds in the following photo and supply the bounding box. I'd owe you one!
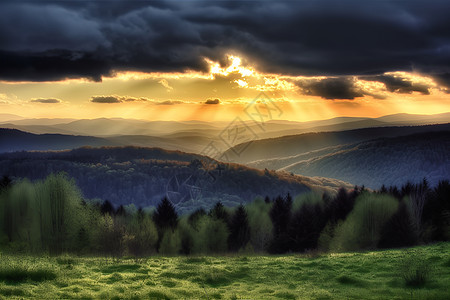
[0,55,449,122]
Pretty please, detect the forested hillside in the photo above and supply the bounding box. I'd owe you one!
[225,123,450,163]
[0,129,114,152]
[0,147,350,213]
[274,131,450,189]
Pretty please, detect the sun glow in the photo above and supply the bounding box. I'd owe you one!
[205,55,255,78]
[0,53,449,122]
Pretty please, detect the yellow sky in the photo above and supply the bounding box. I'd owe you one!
[0,55,449,122]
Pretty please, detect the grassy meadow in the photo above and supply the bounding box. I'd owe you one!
[0,243,449,300]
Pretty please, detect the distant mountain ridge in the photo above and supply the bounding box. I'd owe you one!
[0,128,212,153]
[0,128,114,152]
[1,112,449,138]
[1,112,449,154]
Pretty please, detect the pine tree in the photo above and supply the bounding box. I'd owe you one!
[378,202,418,248]
[327,188,355,223]
[268,194,292,253]
[209,201,229,224]
[153,197,178,231]
[423,180,450,241]
[228,205,250,251]
[100,200,115,215]
[0,175,11,192]
[289,203,326,252]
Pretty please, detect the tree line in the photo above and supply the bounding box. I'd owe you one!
[0,173,449,256]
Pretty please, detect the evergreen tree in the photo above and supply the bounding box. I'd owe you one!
[378,201,418,248]
[269,194,292,253]
[209,201,229,224]
[0,175,11,192]
[228,205,250,251]
[153,197,178,231]
[100,200,115,215]
[289,202,326,252]
[327,188,355,223]
[115,205,127,217]
[423,180,450,241]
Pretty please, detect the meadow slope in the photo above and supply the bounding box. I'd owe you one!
[0,243,449,299]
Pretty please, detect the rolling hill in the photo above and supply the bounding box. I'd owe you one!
[248,131,450,189]
[0,129,114,152]
[0,128,216,153]
[0,146,351,214]
[224,123,450,164]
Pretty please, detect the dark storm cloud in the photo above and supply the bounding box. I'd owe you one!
[297,78,363,100]
[432,73,450,92]
[1,0,450,82]
[362,75,431,95]
[30,98,61,104]
[205,98,220,104]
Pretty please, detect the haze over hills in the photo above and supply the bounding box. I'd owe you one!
[0,112,448,154]
[0,113,24,122]
[1,112,449,138]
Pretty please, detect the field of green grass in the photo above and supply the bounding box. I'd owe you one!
[0,243,449,300]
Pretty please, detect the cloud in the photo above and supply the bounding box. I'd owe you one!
[90,95,150,103]
[0,1,449,83]
[158,79,173,91]
[89,95,193,105]
[297,78,363,100]
[91,96,122,103]
[155,100,186,105]
[362,75,431,95]
[432,73,450,93]
[205,98,220,104]
[30,98,62,103]
[0,4,108,53]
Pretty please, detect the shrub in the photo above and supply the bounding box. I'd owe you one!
[246,198,272,252]
[191,216,229,254]
[330,192,398,251]
[399,252,432,288]
[126,210,158,257]
[159,230,181,255]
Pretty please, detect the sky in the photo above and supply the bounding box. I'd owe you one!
[0,0,449,122]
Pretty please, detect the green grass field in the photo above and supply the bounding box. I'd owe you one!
[0,243,449,300]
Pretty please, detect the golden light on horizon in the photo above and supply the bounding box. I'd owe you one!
[0,54,449,122]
